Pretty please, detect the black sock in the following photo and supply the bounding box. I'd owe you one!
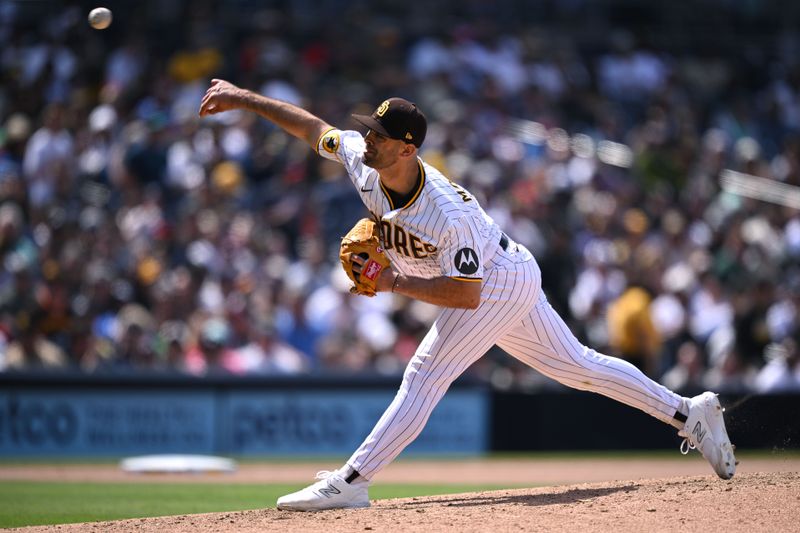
[673,410,688,424]
[345,469,361,484]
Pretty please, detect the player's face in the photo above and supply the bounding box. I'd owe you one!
[363,130,406,169]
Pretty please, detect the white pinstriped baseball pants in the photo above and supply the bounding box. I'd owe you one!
[347,246,683,480]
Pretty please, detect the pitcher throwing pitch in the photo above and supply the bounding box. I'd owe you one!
[198,79,737,511]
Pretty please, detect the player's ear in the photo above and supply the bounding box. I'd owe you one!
[400,143,417,158]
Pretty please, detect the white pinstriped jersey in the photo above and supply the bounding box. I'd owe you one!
[306,124,690,486]
[317,128,504,283]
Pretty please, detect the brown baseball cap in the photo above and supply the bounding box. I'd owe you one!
[352,97,427,148]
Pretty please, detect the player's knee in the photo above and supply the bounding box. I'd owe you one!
[402,354,453,389]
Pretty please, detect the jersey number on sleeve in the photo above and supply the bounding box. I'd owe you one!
[448,180,472,202]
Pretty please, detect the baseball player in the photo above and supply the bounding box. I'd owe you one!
[198,79,737,511]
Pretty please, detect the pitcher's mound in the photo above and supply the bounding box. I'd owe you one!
[17,471,800,533]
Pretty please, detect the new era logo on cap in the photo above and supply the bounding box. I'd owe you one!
[352,98,428,148]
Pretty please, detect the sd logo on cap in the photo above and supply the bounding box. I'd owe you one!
[352,97,427,148]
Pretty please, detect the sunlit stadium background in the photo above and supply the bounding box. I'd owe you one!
[1,0,799,461]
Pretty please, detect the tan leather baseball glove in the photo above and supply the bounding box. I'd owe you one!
[339,218,391,297]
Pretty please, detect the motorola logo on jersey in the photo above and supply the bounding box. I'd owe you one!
[454,248,479,275]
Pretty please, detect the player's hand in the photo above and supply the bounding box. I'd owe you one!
[198,79,245,116]
[350,253,364,274]
[350,254,396,293]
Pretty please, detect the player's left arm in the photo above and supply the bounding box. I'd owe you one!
[393,216,485,309]
[378,270,481,309]
[351,218,484,308]
[351,255,480,308]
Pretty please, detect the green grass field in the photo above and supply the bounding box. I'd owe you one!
[4,450,797,528]
[0,481,514,528]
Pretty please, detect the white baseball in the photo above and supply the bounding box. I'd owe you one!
[88,7,112,30]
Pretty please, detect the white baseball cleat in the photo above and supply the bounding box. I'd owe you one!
[679,392,737,480]
[276,470,370,511]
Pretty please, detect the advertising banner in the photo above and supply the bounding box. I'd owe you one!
[220,390,487,454]
[0,390,215,455]
[0,386,487,456]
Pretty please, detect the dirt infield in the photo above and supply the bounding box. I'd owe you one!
[5,456,800,532]
[2,454,799,485]
[10,469,800,533]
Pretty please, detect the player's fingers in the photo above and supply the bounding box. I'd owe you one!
[199,93,212,109]
[202,88,217,103]
[199,93,218,115]
[200,105,219,117]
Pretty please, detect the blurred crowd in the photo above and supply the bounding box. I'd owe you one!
[1,0,799,393]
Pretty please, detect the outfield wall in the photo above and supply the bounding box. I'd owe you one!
[491,390,800,451]
[0,374,797,456]
[0,374,488,457]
